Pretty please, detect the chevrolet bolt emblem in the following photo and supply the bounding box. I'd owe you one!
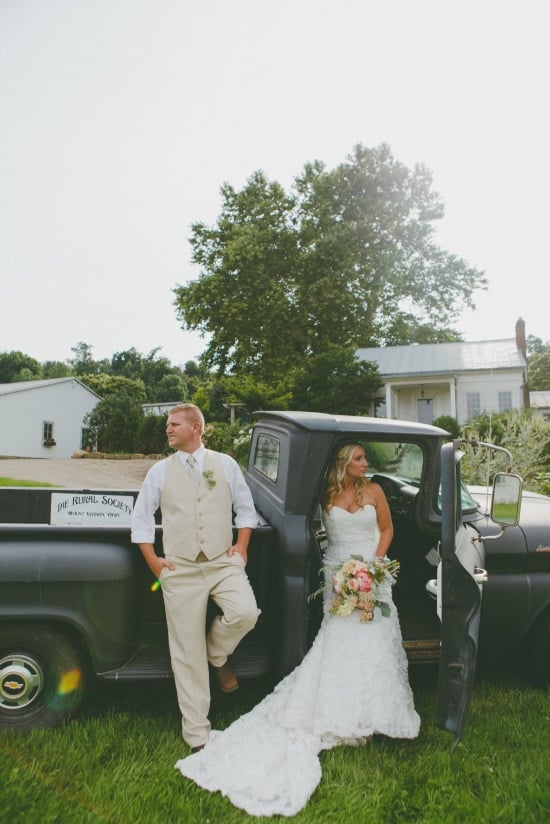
[3,679,24,691]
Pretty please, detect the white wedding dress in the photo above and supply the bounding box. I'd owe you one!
[175,505,420,817]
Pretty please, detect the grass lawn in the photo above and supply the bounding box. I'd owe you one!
[1,664,549,823]
[1,474,548,820]
[0,477,58,487]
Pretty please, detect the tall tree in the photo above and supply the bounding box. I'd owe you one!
[527,335,547,356]
[174,144,485,381]
[175,172,299,378]
[70,342,110,376]
[529,349,550,391]
[82,376,146,453]
[42,360,72,378]
[0,350,42,382]
[110,346,188,402]
[290,346,382,414]
[526,335,550,390]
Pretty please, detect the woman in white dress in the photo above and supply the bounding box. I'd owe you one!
[176,442,420,817]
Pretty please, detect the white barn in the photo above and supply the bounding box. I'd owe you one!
[356,319,529,426]
[0,378,101,458]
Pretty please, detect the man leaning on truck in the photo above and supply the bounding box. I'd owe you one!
[130,403,259,751]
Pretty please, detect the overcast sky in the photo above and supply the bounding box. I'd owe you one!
[1,0,548,368]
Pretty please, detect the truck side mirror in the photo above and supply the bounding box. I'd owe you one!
[491,472,522,527]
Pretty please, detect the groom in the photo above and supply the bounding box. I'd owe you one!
[131,403,259,751]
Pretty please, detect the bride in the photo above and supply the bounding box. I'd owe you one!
[176,442,420,817]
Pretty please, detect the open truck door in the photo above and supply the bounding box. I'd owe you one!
[435,441,487,746]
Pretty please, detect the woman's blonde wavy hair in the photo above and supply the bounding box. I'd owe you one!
[322,442,369,511]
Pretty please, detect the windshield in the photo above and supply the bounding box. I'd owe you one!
[365,441,423,485]
[458,481,478,512]
[359,440,479,514]
[435,480,479,514]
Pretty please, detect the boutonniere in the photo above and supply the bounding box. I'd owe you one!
[202,469,216,489]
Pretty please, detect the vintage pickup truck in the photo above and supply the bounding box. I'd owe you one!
[1,411,549,743]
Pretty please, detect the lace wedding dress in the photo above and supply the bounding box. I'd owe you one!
[176,505,420,817]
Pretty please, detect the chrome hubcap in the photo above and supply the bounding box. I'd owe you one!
[0,654,43,710]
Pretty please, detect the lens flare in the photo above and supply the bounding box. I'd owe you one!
[57,668,82,696]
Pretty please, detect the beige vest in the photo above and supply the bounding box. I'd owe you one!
[160,451,233,560]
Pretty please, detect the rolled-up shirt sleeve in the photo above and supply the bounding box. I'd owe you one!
[220,454,258,530]
[130,461,166,544]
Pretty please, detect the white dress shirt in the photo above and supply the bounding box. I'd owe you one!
[130,445,258,544]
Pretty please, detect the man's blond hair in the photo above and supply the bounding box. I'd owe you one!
[168,403,205,434]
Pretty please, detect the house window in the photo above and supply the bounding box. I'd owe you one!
[373,398,387,418]
[498,391,513,412]
[466,393,481,419]
[42,421,56,446]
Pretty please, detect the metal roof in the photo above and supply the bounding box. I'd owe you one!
[355,338,526,377]
[0,377,101,399]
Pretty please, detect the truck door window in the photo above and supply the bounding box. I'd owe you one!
[253,434,280,482]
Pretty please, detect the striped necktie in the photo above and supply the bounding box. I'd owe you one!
[186,454,200,485]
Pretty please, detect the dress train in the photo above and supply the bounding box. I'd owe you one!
[176,505,420,817]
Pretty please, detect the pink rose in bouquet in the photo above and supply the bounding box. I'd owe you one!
[323,556,400,623]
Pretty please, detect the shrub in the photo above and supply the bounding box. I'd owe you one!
[202,421,249,459]
[136,414,169,455]
[461,410,550,492]
[433,415,461,439]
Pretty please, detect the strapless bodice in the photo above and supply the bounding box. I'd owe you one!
[321,504,379,563]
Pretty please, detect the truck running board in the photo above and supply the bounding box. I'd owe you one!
[403,639,441,662]
[99,638,271,681]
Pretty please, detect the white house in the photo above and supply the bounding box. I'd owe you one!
[0,378,101,458]
[530,391,550,421]
[356,319,529,426]
[142,401,181,417]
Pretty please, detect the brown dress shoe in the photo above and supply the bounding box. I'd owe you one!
[213,662,239,693]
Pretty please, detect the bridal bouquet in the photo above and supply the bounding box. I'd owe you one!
[326,555,400,623]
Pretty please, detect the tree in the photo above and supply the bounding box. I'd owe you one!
[290,346,382,414]
[0,350,42,382]
[174,144,485,382]
[70,342,110,376]
[83,376,146,453]
[527,337,550,391]
[529,351,550,391]
[222,374,291,414]
[80,374,145,400]
[175,172,298,379]
[154,373,189,403]
[527,334,547,356]
[110,347,188,402]
[136,414,168,455]
[42,360,72,378]
[110,347,144,381]
[191,379,231,422]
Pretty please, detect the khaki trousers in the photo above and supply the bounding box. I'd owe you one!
[159,552,260,748]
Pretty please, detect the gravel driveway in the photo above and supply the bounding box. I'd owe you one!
[0,457,158,489]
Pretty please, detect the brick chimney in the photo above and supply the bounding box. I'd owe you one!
[515,317,529,409]
[515,317,526,358]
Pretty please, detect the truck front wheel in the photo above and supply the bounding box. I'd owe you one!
[0,625,87,732]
